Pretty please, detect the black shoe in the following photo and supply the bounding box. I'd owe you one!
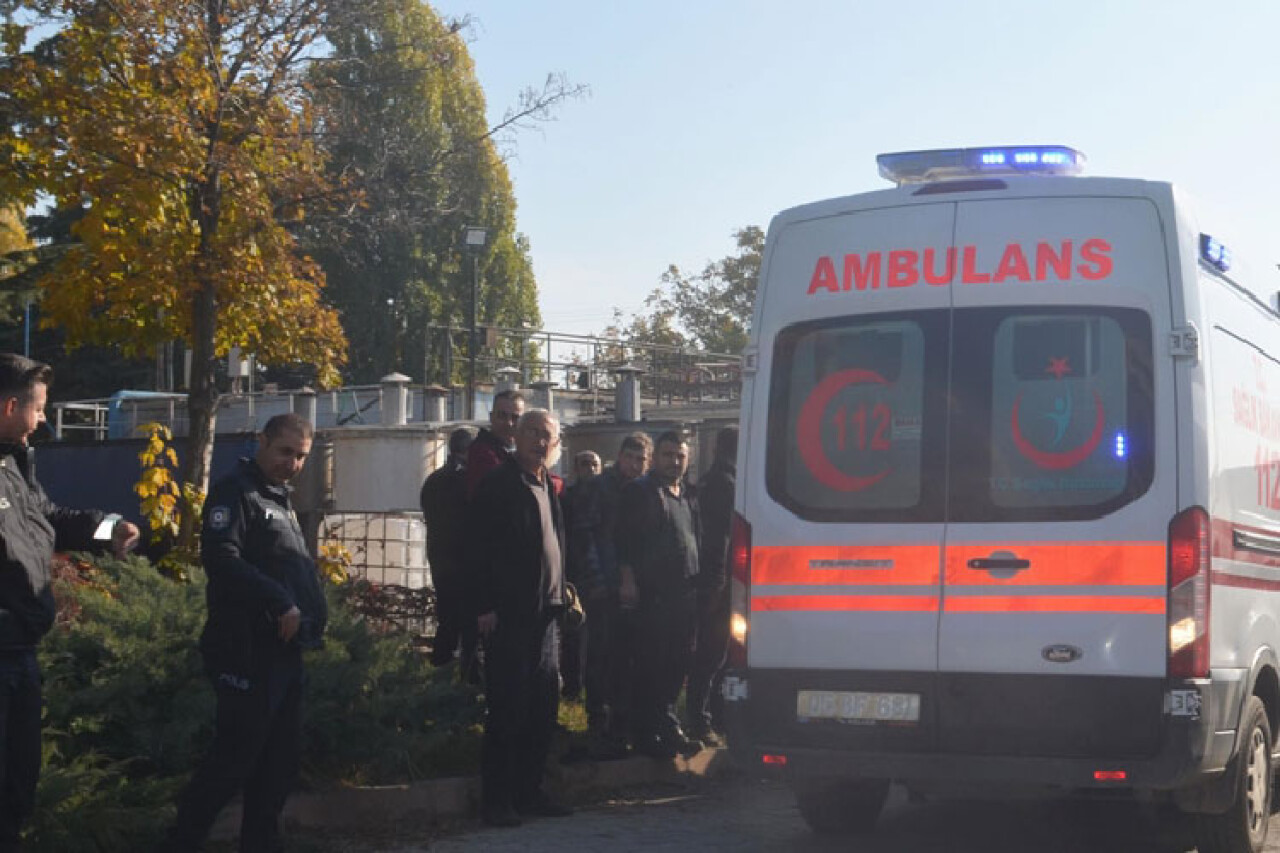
[515,792,574,818]
[664,733,703,758]
[688,728,725,749]
[634,734,678,760]
[482,805,522,828]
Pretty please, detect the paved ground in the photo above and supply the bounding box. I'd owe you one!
[285,774,1280,852]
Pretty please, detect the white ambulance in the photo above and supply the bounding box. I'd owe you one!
[724,145,1280,853]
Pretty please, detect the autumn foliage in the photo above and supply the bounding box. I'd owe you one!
[1,0,349,517]
[0,1,347,377]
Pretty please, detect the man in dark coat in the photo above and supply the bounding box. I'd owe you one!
[470,409,573,827]
[165,413,328,852]
[421,427,475,670]
[559,450,600,701]
[686,426,737,745]
[0,354,138,850]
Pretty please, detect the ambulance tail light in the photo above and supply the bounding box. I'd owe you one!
[727,512,751,668]
[1168,507,1210,679]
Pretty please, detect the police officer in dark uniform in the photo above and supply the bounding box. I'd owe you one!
[0,354,139,851]
[164,412,327,853]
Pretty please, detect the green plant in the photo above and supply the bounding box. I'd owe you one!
[35,554,210,850]
[302,582,483,786]
[29,553,483,851]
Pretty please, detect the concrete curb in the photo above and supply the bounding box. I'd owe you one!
[212,747,731,839]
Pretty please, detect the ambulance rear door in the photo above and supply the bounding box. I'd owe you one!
[746,200,955,749]
[938,192,1176,759]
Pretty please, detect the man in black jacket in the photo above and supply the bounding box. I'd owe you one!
[686,426,737,746]
[465,390,524,498]
[617,430,702,760]
[470,409,573,827]
[0,354,138,851]
[165,412,328,852]
[567,432,651,757]
[421,427,475,671]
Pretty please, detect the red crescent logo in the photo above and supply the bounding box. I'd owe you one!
[1010,391,1105,470]
[796,369,892,491]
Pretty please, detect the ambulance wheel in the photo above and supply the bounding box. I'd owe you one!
[795,777,889,836]
[1196,696,1272,853]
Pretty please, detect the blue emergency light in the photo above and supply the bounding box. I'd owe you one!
[1114,432,1127,460]
[1199,233,1232,273]
[877,146,1086,185]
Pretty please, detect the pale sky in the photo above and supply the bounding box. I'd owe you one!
[431,0,1280,338]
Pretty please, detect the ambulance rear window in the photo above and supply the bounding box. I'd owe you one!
[766,307,1153,523]
[950,308,1154,521]
[766,312,949,522]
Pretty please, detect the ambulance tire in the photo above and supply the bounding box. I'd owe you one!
[795,777,889,836]
[1195,696,1272,853]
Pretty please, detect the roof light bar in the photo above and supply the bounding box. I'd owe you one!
[877,145,1086,185]
[1199,233,1232,273]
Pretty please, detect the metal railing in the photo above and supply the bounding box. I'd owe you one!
[49,328,744,440]
[423,324,743,406]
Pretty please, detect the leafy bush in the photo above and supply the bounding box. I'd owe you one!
[28,555,482,852]
[304,587,483,786]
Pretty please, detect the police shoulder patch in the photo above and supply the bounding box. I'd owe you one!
[208,506,232,531]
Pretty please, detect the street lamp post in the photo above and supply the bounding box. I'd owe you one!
[463,225,489,420]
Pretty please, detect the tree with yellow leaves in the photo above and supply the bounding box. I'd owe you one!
[1,0,348,543]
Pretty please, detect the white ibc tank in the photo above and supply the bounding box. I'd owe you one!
[328,427,444,512]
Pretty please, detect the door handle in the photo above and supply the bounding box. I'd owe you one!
[967,552,1030,571]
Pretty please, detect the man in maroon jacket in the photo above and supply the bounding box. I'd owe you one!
[465,390,525,498]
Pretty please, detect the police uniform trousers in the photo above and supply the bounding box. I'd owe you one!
[167,642,304,853]
[0,650,41,851]
[482,613,559,811]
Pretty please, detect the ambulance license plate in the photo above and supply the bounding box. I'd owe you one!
[796,690,921,723]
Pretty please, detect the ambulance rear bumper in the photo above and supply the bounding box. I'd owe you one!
[724,668,1244,796]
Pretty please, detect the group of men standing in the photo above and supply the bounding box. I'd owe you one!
[0,354,738,847]
[574,425,737,761]
[420,387,738,827]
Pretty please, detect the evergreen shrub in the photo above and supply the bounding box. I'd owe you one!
[28,554,481,851]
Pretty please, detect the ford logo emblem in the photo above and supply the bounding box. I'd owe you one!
[1042,645,1083,663]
